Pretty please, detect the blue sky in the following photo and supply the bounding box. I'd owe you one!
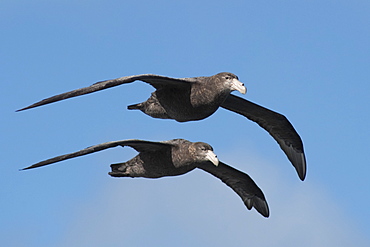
[1,1,370,246]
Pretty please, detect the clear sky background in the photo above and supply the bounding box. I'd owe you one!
[1,1,369,246]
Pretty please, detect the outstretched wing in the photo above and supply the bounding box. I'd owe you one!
[17,74,193,111]
[221,94,306,181]
[21,139,173,170]
[198,161,269,217]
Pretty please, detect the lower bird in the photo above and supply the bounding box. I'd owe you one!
[17,72,306,180]
[21,138,269,217]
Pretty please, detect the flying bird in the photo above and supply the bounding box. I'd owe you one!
[21,138,270,217]
[17,72,306,180]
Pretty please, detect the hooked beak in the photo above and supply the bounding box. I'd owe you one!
[205,150,219,166]
[230,78,246,94]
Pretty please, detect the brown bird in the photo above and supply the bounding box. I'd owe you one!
[21,138,269,217]
[17,72,306,180]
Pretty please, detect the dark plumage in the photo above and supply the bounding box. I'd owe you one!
[21,138,269,217]
[17,72,306,180]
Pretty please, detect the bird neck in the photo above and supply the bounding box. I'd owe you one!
[190,83,231,107]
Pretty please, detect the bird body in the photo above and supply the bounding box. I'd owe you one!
[128,74,243,122]
[109,139,210,178]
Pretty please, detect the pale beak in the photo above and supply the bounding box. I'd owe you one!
[231,78,246,94]
[205,150,219,166]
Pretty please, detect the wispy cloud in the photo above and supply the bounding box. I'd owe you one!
[57,151,369,247]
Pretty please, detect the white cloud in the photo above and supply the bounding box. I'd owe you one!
[57,151,369,247]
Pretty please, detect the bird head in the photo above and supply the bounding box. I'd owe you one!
[217,72,246,94]
[192,142,219,166]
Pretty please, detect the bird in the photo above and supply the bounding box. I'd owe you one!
[21,138,270,217]
[17,72,306,180]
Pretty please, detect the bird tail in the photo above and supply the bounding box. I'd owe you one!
[127,103,142,110]
[109,162,131,177]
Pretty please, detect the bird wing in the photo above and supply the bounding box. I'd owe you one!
[16,74,193,111]
[221,94,306,181]
[197,161,269,217]
[20,139,173,170]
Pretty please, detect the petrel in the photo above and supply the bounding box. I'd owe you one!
[21,138,270,217]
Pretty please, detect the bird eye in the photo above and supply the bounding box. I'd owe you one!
[225,76,230,80]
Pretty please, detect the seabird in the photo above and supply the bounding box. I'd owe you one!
[17,72,306,180]
[21,138,270,217]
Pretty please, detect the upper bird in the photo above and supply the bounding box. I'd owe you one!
[17,72,306,180]
[21,138,269,217]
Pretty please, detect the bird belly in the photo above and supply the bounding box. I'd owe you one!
[109,155,196,178]
[129,90,218,122]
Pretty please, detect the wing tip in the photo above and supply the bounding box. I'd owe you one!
[295,152,307,181]
[282,143,307,181]
[16,106,29,112]
[256,199,270,218]
[19,166,31,171]
[16,103,41,112]
[245,197,270,218]
[298,170,306,181]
